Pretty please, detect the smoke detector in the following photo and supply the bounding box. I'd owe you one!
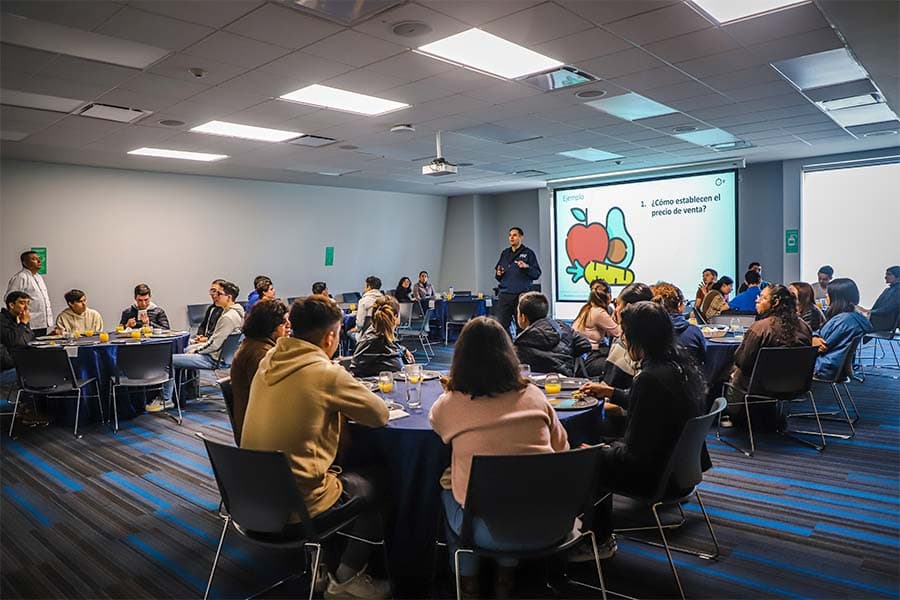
[390,124,415,133]
[391,21,432,38]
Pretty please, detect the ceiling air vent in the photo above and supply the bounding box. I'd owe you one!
[78,103,150,123]
[289,134,338,147]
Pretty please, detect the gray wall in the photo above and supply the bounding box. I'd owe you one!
[1,160,448,330]
[738,161,785,284]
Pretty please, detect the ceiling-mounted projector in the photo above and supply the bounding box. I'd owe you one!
[422,131,458,176]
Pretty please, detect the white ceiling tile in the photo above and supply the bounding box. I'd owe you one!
[604,2,712,46]
[156,130,270,154]
[119,73,210,102]
[482,2,593,46]
[96,7,215,51]
[747,28,844,64]
[0,105,67,131]
[723,2,829,46]
[183,31,290,69]
[96,87,179,113]
[180,86,265,111]
[0,43,58,76]
[576,47,667,79]
[381,81,455,104]
[302,30,406,68]
[724,80,801,102]
[225,4,343,50]
[419,1,542,27]
[147,53,249,86]
[281,109,365,133]
[556,0,677,26]
[257,51,355,81]
[419,67,498,93]
[665,93,734,112]
[37,55,139,88]
[533,27,633,64]
[225,100,321,128]
[22,115,126,147]
[213,70,311,100]
[644,80,715,103]
[365,52,456,82]
[610,66,692,92]
[677,48,768,78]
[352,2,469,47]
[702,65,781,92]
[129,1,264,29]
[459,81,541,103]
[321,68,410,94]
[6,72,109,101]
[0,1,123,31]
[85,124,179,152]
[643,27,740,64]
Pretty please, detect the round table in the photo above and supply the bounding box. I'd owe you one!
[341,378,605,597]
[704,334,741,406]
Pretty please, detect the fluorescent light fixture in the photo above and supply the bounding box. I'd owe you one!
[416,28,563,79]
[819,94,878,111]
[558,148,624,162]
[673,128,740,146]
[1,89,84,113]
[828,103,899,128]
[191,120,302,142]
[585,92,677,121]
[280,84,409,116]
[127,147,228,162]
[772,48,868,91]
[1,13,169,69]
[690,0,808,23]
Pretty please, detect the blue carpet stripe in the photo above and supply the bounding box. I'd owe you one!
[715,467,899,504]
[878,424,900,431]
[155,451,215,477]
[683,504,811,537]
[848,473,899,486]
[2,485,54,527]
[814,523,900,547]
[102,472,173,510]
[159,510,252,563]
[619,541,810,600]
[730,550,897,597]
[142,472,219,512]
[700,482,900,527]
[4,441,84,492]
[126,534,209,594]
[825,438,900,451]
[124,424,206,456]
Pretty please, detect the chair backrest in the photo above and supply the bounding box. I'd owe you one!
[339,292,361,304]
[747,346,818,396]
[198,433,317,538]
[116,341,174,381]
[187,303,208,328]
[692,306,708,324]
[216,332,243,367]
[447,300,479,323]
[460,447,602,549]
[397,302,414,327]
[12,347,77,390]
[217,377,240,446]
[838,335,863,381]
[651,397,726,500]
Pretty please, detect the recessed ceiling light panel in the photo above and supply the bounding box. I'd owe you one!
[674,128,740,146]
[1,89,84,113]
[772,48,868,91]
[280,84,409,116]
[416,28,563,79]
[191,120,302,142]
[818,94,879,111]
[127,147,228,162]
[558,148,624,162]
[691,0,808,24]
[585,92,677,121]
[829,103,900,128]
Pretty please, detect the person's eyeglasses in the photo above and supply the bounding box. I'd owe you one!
[210,290,224,297]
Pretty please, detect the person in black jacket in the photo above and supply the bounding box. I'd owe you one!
[573,301,707,560]
[865,265,900,332]
[494,227,542,336]
[513,292,591,376]
[350,295,414,378]
[1,291,36,368]
[119,283,170,330]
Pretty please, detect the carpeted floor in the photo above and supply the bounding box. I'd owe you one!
[1,340,898,599]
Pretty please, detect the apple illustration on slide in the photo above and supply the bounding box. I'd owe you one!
[565,207,635,285]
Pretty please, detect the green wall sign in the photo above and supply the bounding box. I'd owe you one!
[785,229,799,254]
[324,246,334,266]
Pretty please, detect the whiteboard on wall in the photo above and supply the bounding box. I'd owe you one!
[801,160,900,307]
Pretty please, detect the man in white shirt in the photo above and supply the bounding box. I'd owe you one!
[352,276,382,338]
[6,250,53,336]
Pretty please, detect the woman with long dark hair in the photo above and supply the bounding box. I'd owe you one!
[789,281,825,331]
[572,279,621,376]
[813,278,872,380]
[350,295,414,377]
[430,317,569,596]
[699,275,733,321]
[394,276,412,302]
[575,301,707,561]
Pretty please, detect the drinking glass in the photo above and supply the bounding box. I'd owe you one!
[99,332,110,343]
[729,317,739,333]
[519,364,532,380]
[405,364,423,409]
[378,371,394,405]
[544,373,562,398]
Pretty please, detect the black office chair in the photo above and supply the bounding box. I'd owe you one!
[197,433,385,600]
[447,447,607,600]
[791,336,864,441]
[614,397,726,600]
[9,347,101,439]
[177,332,243,404]
[718,346,823,456]
[111,341,181,431]
[444,300,479,345]
[216,377,240,446]
[863,312,900,369]
[187,304,209,329]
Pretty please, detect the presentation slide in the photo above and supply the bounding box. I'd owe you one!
[801,161,900,308]
[553,171,737,318]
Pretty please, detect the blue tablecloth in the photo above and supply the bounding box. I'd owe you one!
[430,298,490,342]
[341,378,604,596]
[46,334,190,425]
[704,334,741,404]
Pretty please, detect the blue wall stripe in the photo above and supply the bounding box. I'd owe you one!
[700,482,899,527]
[730,550,897,597]
[714,467,899,504]
[142,472,219,512]
[102,472,172,510]
[4,441,83,492]
[2,485,53,527]
[815,523,900,547]
[126,534,209,594]
[683,504,812,537]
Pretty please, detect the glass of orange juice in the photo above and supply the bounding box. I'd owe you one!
[72,330,81,338]
[116,324,125,333]
[99,332,110,343]
[378,371,394,405]
[544,373,562,399]
[131,330,141,339]
[349,303,357,312]
[85,329,95,337]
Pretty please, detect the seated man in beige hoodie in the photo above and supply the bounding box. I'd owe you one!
[241,295,391,599]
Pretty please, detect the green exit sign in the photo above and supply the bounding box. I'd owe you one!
[785,229,799,254]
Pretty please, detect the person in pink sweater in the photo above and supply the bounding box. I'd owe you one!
[430,316,569,597]
[572,279,621,376]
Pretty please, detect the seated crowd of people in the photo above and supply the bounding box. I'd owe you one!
[3,243,899,599]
